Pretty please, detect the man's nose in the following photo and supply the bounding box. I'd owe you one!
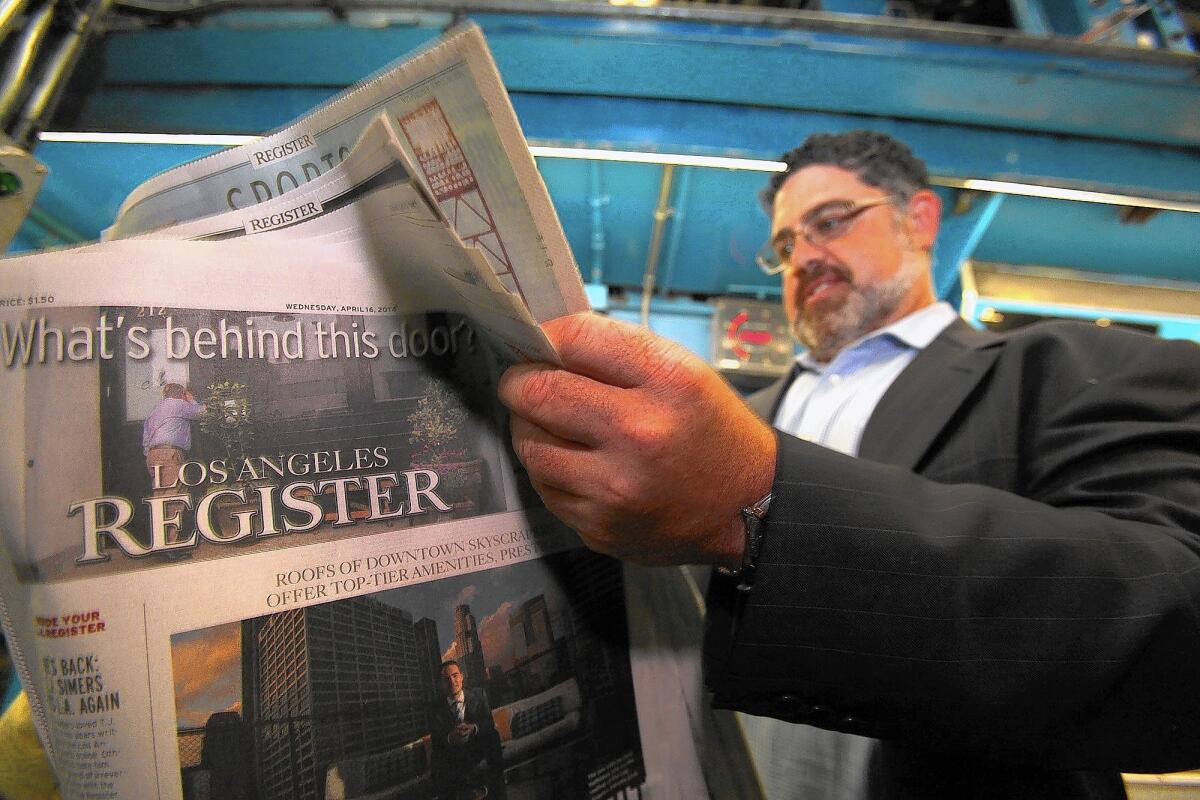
[785,250,824,281]
[783,236,824,275]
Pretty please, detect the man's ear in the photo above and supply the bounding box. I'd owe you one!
[905,189,941,251]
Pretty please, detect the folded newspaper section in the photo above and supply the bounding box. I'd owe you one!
[108,23,586,326]
[0,235,649,799]
[135,112,561,366]
[132,111,421,243]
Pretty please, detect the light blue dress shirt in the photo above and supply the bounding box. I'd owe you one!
[141,397,206,454]
[774,301,959,456]
[742,301,959,800]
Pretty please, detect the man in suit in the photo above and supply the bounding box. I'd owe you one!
[498,130,1200,798]
[429,660,505,800]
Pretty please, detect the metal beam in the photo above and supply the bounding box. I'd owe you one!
[933,190,1007,301]
[55,92,1200,203]
[97,0,1200,67]
[83,10,1200,148]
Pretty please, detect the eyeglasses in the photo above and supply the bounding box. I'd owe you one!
[755,196,898,276]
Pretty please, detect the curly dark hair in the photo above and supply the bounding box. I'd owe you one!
[760,130,929,213]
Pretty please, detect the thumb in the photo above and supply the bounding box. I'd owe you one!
[542,312,694,390]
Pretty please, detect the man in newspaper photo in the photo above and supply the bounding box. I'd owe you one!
[429,659,505,800]
[143,382,205,499]
[499,130,1200,798]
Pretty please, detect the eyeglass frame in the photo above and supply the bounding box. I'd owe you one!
[755,195,900,276]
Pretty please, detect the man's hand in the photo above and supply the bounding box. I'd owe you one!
[499,313,777,567]
[448,722,475,745]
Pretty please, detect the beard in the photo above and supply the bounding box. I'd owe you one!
[792,259,920,363]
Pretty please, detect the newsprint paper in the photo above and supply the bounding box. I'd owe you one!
[0,25,707,800]
[106,23,585,327]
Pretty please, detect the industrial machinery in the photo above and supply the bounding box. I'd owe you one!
[0,0,109,247]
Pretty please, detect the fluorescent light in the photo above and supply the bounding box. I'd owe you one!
[37,132,783,171]
[35,132,1200,214]
[944,177,1200,214]
[39,131,260,146]
[528,145,786,172]
[530,151,1200,212]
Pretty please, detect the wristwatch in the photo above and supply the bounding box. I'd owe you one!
[715,492,773,592]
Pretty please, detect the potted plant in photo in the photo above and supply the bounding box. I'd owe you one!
[200,379,254,468]
[407,375,483,519]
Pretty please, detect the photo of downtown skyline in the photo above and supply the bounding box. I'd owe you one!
[173,558,571,727]
[170,548,645,800]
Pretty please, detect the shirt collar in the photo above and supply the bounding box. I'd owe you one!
[448,691,465,704]
[795,301,957,371]
[884,301,958,349]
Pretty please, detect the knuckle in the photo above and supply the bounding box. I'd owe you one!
[516,369,557,418]
[624,414,675,458]
[497,365,523,407]
[638,336,702,391]
[592,529,627,560]
[548,312,597,354]
[510,421,550,474]
[512,434,540,471]
[604,473,643,510]
[629,421,662,456]
[582,533,617,557]
[529,478,558,508]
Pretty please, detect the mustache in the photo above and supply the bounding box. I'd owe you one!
[799,260,853,294]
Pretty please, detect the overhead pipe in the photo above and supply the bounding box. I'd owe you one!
[588,160,609,285]
[640,163,674,328]
[111,0,1196,68]
[23,206,86,247]
[0,0,34,43]
[658,165,692,298]
[12,0,114,146]
[0,0,56,128]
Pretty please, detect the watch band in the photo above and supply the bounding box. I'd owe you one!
[716,491,773,592]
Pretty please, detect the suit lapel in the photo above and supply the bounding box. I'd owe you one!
[858,319,1003,469]
[746,364,799,421]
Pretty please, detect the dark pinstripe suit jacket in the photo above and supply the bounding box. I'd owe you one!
[704,319,1200,799]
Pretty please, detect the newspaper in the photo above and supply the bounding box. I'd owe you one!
[106,23,585,327]
[0,26,708,800]
[132,112,562,366]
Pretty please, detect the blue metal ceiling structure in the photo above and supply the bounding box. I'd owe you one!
[13,2,1200,348]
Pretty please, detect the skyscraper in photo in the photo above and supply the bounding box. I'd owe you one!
[560,552,627,696]
[243,596,425,800]
[511,594,554,662]
[453,603,487,688]
[414,616,442,699]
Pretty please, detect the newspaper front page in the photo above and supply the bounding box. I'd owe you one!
[0,26,708,800]
[0,235,702,799]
